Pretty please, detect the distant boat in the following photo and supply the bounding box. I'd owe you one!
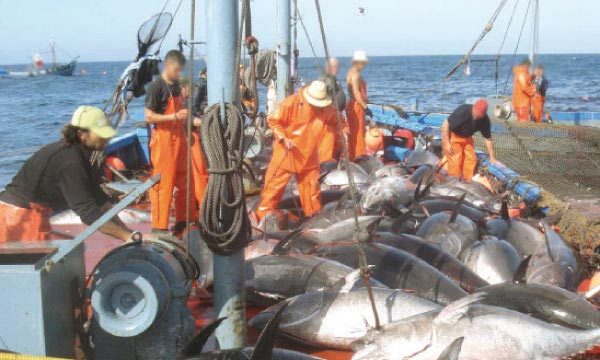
[0,39,78,78]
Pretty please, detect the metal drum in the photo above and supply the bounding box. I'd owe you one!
[90,240,197,359]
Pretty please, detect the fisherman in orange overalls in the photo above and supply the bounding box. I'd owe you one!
[512,59,537,122]
[256,81,337,220]
[442,100,499,182]
[145,50,200,237]
[346,50,372,160]
[531,65,549,123]
[318,57,347,163]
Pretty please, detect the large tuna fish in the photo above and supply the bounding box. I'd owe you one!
[245,254,384,306]
[353,295,600,360]
[315,243,466,304]
[298,208,360,229]
[373,232,488,291]
[372,164,410,180]
[360,177,415,215]
[476,282,600,330]
[416,197,488,222]
[405,149,439,168]
[301,216,383,244]
[525,222,580,291]
[182,303,321,360]
[485,207,546,256]
[460,237,521,284]
[249,288,440,350]
[415,212,479,258]
[321,169,370,191]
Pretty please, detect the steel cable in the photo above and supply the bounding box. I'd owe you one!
[314,0,381,330]
[199,103,251,255]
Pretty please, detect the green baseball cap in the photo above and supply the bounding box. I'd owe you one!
[71,106,117,139]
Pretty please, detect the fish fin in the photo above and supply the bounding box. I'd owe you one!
[585,283,600,299]
[541,222,556,263]
[250,300,288,360]
[435,293,484,325]
[448,192,467,224]
[513,255,532,283]
[330,266,376,293]
[437,337,465,360]
[413,174,425,202]
[500,197,510,221]
[271,229,303,255]
[365,217,385,237]
[180,317,226,357]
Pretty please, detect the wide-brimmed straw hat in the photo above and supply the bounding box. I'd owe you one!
[352,50,369,63]
[303,81,332,108]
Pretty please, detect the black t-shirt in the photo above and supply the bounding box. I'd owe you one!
[320,72,347,112]
[0,140,108,225]
[447,104,492,139]
[145,77,182,114]
[194,77,208,116]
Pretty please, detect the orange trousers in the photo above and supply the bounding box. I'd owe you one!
[148,128,199,230]
[531,95,545,123]
[444,133,477,181]
[256,164,321,220]
[346,100,367,160]
[191,131,209,206]
[0,202,52,242]
[515,105,531,122]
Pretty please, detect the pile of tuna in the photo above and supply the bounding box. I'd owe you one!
[234,150,600,360]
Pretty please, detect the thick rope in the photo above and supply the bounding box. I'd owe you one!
[314,0,381,330]
[199,103,251,255]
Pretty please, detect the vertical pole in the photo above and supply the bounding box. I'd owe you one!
[529,0,539,67]
[206,0,246,349]
[185,0,195,249]
[277,0,291,102]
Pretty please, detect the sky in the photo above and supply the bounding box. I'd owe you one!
[1,0,600,65]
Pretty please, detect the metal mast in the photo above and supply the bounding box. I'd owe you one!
[205,0,246,348]
[277,0,292,102]
[529,0,540,67]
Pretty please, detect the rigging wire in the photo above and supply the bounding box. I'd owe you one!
[503,0,532,94]
[313,0,381,330]
[184,0,196,251]
[295,5,323,71]
[494,0,521,93]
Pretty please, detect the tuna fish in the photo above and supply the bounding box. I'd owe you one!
[373,232,488,291]
[415,197,488,222]
[301,216,383,244]
[460,237,521,284]
[315,243,467,304]
[182,303,321,360]
[414,212,479,258]
[50,208,151,225]
[405,149,439,168]
[297,208,359,229]
[372,164,410,180]
[249,289,440,350]
[525,222,580,291]
[360,177,416,215]
[353,295,600,360]
[476,282,600,330]
[245,254,385,306]
[321,169,370,191]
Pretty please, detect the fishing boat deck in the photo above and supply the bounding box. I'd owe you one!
[49,222,353,360]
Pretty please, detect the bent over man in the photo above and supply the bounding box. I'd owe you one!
[442,100,498,182]
[256,81,337,220]
[0,106,139,242]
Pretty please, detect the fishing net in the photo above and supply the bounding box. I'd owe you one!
[137,12,174,57]
[473,121,600,200]
[473,121,600,261]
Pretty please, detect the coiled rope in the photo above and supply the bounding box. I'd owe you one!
[199,103,251,255]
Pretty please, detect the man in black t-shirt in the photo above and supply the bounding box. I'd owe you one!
[441,99,498,181]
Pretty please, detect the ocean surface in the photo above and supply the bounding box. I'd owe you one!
[1,54,599,187]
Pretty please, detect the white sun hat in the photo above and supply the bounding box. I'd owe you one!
[352,50,369,63]
[303,80,332,108]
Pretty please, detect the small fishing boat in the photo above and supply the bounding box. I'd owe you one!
[1,39,78,78]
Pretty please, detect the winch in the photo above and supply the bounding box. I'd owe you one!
[89,240,197,359]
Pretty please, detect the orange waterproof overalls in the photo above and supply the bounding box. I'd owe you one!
[444,133,477,182]
[531,93,545,123]
[512,65,536,122]
[191,131,208,206]
[256,90,336,220]
[148,93,199,230]
[0,202,52,242]
[346,79,367,160]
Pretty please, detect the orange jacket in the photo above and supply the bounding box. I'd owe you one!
[268,89,337,172]
[512,65,536,108]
